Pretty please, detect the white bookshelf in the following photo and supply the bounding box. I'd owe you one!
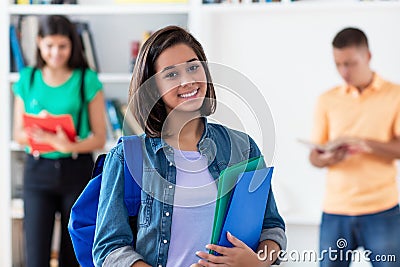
[199,0,400,13]
[0,0,12,265]
[8,3,190,15]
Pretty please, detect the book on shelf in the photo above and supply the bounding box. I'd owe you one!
[129,40,140,73]
[10,25,25,72]
[50,0,78,3]
[112,99,137,137]
[15,0,77,4]
[203,0,282,3]
[104,99,144,143]
[203,0,221,3]
[104,108,115,142]
[119,102,144,136]
[20,16,39,67]
[115,0,188,3]
[105,99,123,140]
[74,21,100,72]
[10,43,16,73]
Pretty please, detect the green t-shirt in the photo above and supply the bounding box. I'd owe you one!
[13,67,103,159]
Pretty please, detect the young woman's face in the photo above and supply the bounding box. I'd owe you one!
[155,43,207,114]
[38,34,72,69]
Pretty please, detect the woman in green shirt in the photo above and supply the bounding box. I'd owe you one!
[12,15,106,267]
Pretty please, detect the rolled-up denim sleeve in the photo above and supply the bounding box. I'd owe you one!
[259,190,287,265]
[103,246,144,267]
[259,227,286,265]
[92,146,143,266]
[262,190,286,237]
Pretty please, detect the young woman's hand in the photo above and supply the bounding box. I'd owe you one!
[195,232,269,267]
[27,125,49,144]
[131,260,152,267]
[28,125,73,153]
[48,126,74,153]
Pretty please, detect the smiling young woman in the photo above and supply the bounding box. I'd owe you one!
[93,25,286,267]
[12,15,106,267]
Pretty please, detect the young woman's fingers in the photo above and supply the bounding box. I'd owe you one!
[205,244,229,256]
[226,232,247,248]
[196,251,226,264]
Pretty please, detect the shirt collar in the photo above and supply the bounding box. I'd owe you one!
[148,117,209,154]
[340,72,384,95]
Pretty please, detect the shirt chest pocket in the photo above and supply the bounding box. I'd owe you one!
[138,193,153,227]
[138,169,160,227]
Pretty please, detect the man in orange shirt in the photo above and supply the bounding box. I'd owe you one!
[310,27,400,267]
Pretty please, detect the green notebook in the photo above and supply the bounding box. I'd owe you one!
[210,155,266,246]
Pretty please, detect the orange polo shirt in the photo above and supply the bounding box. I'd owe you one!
[312,73,400,215]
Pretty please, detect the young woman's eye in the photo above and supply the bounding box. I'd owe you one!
[187,64,200,72]
[164,71,179,79]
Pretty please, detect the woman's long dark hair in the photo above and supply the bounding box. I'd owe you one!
[36,15,88,69]
[129,25,216,138]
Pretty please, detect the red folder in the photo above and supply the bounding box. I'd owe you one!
[23,113,77,153]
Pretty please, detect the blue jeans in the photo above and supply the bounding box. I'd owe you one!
[319,205,400,267]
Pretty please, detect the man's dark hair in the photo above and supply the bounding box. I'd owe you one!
[332,27,369,49]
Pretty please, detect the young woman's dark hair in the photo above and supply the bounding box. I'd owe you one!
[332,27,369,49]
[36,15,88,69]
[129,25,217,138]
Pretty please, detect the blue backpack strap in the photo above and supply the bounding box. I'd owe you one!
[121,135,143,216]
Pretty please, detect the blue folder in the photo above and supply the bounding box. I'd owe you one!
[217,167,273,251]
[211,156,266,247]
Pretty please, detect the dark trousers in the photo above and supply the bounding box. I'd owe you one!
[23,154,94,267]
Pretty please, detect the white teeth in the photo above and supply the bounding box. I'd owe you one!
[179,89,198,98]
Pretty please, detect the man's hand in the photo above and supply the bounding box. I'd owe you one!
[345,138,372,154]
[310,146,348,168]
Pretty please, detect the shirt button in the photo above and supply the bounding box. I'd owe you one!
[163,239,168,244]
[158,265,162,267]
[168,185,173,189]
[165,212,170,217]
[169,162,173,166]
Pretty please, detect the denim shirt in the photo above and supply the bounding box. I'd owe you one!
[93,120,286,267]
